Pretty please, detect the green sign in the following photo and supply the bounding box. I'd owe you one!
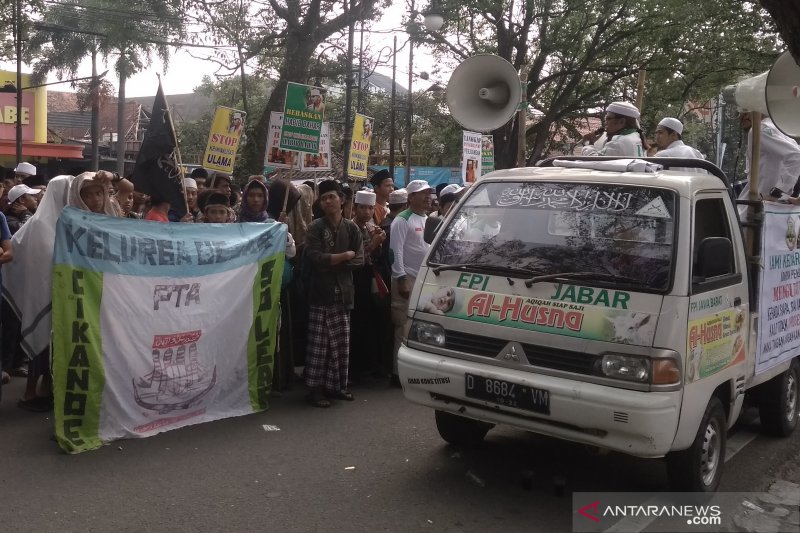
[279,82,325,154]
[481,135,495,174]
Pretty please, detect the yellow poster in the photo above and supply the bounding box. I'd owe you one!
[347,113,373,179]
[203,106,246,173]
[686,309,746,382]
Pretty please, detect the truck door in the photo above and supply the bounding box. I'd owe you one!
[685,194,749,391]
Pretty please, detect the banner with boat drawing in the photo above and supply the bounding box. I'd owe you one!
[51,207,286,453]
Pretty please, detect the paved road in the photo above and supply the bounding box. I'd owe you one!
[1,376,798,532]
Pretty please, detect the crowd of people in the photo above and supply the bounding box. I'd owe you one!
[0,160,468,412]
[3,99,797,414]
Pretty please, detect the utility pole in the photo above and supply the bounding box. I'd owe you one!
[342,0,356,182]
[405,0,415,187]
[14,0,23,165]
[389,36,397,178]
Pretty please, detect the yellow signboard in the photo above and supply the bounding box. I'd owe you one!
[202,106,246,173]
[347,113,373,179]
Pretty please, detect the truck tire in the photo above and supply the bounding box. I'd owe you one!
[667,397,726,492]
[435,410,493,446]
[759,361,799,437]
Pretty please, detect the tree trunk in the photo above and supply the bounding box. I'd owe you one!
[116,67,127,176]
[244,33,315,175]
[91,49,99,171]
[759,0,800,65]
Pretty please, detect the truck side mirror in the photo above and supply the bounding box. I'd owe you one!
[695,237,734,280]
[424,216,442,244]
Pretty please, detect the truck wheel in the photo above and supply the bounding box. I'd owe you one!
[759,361,799,437]
[667,397,726,492]
[435,410,493,446]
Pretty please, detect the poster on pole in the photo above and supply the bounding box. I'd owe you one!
[756,203,800,375]
[279,82,325,154]
[347,113,374,180]
[462,130,482,184]
[203,106,246,173]
[265,112,300,169]
[52,207,287,453]
[300,123,332,171]
[481,135,495,175]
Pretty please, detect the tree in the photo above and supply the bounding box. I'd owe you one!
[186,0,384,175]
[28,0,184,173]
[759,0,800,64]
[175,74,275,175]
[426,0,780,168]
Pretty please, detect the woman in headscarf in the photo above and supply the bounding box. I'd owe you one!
[239,178,298,391]
[2,175,74,410]
[68,171,118,215]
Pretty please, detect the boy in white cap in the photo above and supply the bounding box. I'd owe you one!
[13,162,36,184]
[654,117,706,173]
[183,177,200,221]
[389,179,432,376]
[5,184,39,234]
[581,101,647,157]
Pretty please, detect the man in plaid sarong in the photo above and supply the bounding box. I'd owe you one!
[303,180,364,408]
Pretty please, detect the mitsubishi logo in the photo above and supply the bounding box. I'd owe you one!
[499,342,527,364]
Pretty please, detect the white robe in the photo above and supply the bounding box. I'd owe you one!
[738,118,800,200]
[2,175,74,359]
[656,140,707,173]
[582,129,644,158]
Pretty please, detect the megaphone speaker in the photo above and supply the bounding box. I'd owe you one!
[766,51,800,138]
[446,54,522,132]
[723,51,800,138]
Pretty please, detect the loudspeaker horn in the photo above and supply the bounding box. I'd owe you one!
[446,54,522,132]
[723,51,800,138]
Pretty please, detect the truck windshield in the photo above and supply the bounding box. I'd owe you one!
[428,181,676,291]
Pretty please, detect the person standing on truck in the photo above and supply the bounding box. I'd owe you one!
[736,112,800,201]
[654,117,707,173]
[389,180,432,374]
[581,101,647,157]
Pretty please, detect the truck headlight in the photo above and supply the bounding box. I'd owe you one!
[409,320,446,347]
[600,354,649,383]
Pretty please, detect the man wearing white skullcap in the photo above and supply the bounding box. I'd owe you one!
[351,188,389,377]
[654,117,706,173]
[581,101,647,157]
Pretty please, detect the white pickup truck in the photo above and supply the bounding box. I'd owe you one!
[398,157,799,492]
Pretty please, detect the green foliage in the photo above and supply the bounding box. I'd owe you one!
[424,0,781,168]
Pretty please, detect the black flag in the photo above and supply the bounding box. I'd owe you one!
[131,82,186,217]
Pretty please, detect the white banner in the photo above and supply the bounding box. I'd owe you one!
[462,130,482,184]
[756,203,800,374]
[265,111,300,169]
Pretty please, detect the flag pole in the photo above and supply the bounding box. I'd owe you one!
[157,74,190,216]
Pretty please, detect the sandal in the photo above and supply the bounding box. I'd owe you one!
[1,371,9,385]
[17,396,54,413]
[12,366,28,378]
[305,390,332,408]
[325,390,355,401]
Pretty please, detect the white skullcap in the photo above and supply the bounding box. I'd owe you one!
[657,117,683,135]
[355,189,376,206]
[440,184,464,196]
[606,101,640,119]
[183,177,198,190]
[388,188,408,205]
[14,162,36,176]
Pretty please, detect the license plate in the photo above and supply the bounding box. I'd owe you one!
[465,374,550,415]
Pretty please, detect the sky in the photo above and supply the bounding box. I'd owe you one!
[1,3,450,98]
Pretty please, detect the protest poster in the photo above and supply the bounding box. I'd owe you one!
[462,130,482,184]
[279,82,324,154]
[265,112,300,169]
[347,114,374,179]
[202,106,246,173]
[481,135,495,175]
[52,207,287,453]
[300,122,332,171]
[756,203,800,375]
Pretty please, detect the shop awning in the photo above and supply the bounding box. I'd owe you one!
[0,139,85,159]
